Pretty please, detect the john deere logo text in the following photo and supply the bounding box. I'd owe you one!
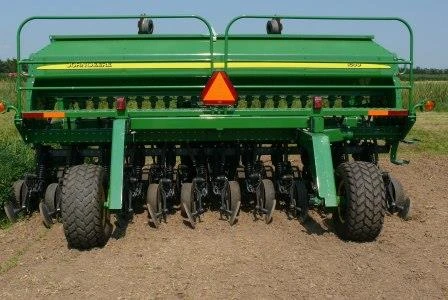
[67,62,112,69]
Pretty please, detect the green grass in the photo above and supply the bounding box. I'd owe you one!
[0,78,35,228]
[0,249,24,274]
[0,78,16,105]
[0,112,35,228]
[400,112,448,155]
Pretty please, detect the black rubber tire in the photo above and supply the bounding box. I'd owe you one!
[228,181,241,225]
[333,161,386,242]
[180,182,197,228]
[40,182,58,228]
[4,180,24,223]
[4,201,17,223]
[180,183,193,217]
[147,184,161,212]
[386,175,412,220]
[44,183,58,213]
[398,197,412,221]
[146,183,161,228]
[262,179,276,224]
[389,176,406,207]
[12,180,24,206]
[61,164,111,249]
[54,184,62,219]
[293,180,309,223]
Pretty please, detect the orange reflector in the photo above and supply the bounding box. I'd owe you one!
[23,112,65,119]
[368,109,408,117]
[424,100,435,111]
[201,71,237,106]
[0,101,5,113]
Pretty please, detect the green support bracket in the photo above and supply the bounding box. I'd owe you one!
[311,116,324,133]
[106,118,127,210]
[298,131,338,207]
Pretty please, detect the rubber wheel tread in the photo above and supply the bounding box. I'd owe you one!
[61,164,110,249]
[334,161,386,242]
[44,183,58,212]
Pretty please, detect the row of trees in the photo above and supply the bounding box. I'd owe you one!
[410,67,448,75]
[0,59,17,74]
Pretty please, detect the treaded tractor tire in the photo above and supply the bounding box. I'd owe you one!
[333,161,386,242]
[61,164,111,249]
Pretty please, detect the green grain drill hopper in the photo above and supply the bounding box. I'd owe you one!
[1,15,433,249]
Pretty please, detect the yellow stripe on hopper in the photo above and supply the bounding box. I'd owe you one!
[37,62,391,70]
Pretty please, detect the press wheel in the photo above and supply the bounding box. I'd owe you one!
[291,180,309,223]
[146,183,161,228]
[227,181,241,226]
[3,180,25,223]
[256,179,276,224]
[180,182,196,228]
[40,183,59,228]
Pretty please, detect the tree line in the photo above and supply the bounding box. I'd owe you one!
[0,59,18,74]
[408,67,448,75]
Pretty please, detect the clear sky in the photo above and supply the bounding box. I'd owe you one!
[0,0,446,67]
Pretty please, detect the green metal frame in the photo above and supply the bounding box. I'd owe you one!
[16,15,216,115]
[298,131,337,207]
[107,119,127,210]
[223,15,414,103]
[14,14,417,211]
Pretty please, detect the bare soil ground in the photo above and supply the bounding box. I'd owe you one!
[0,154,447,299]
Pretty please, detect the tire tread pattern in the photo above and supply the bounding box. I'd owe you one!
[335,161,386,242]
[61,164,108,249]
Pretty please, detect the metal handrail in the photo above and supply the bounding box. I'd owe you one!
[16,15,215,113]
[223,15,414,100]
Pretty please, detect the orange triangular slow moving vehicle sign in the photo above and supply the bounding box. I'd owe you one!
[201,71,238,106]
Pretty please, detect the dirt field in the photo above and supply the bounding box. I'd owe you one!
[0,154,447,299]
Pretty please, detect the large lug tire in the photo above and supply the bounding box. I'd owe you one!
[333,161,386,242]
[61,164,111,249]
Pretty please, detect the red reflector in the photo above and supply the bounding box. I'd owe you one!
[313,96,323,109]
[201,71,237,106]
[388,110,409,117]
[116,97,126,111]
[368,109,408,117]
[0,101,5,113]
